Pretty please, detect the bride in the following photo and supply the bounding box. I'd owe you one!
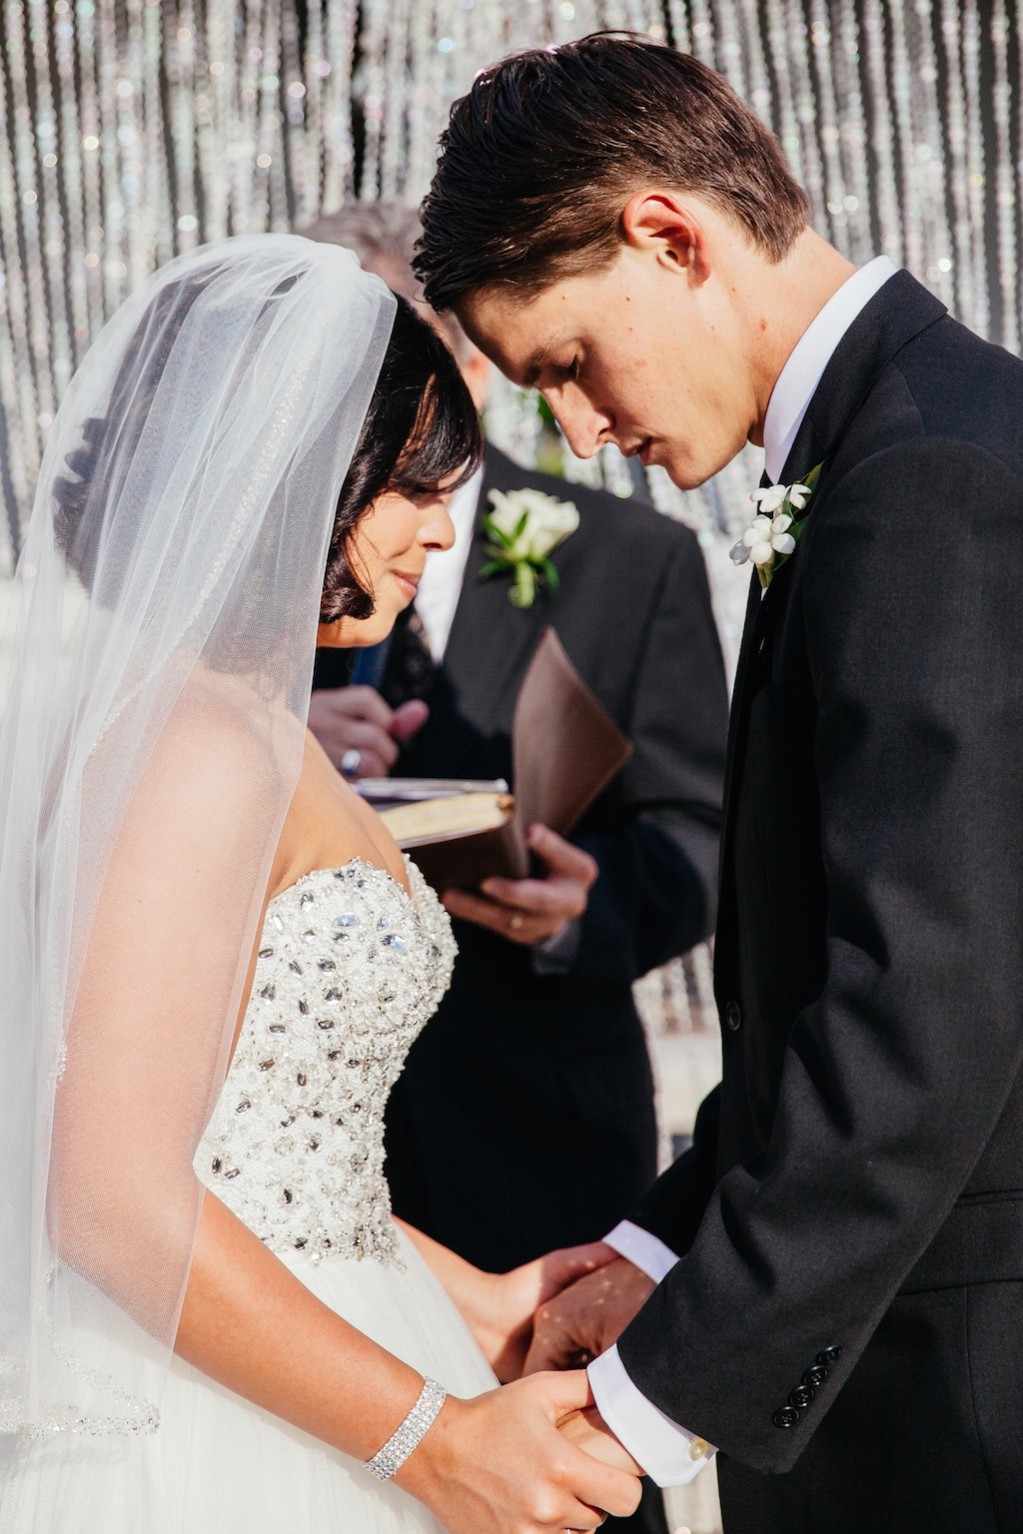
[0,237,640,1533]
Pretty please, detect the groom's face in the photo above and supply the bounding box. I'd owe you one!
[458,242,755,491]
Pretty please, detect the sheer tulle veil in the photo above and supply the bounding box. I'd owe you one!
[0,235,394,1445]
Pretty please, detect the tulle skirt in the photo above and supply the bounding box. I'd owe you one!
[0,1227,497,1534]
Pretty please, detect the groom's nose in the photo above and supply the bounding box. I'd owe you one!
[545,391,612,460]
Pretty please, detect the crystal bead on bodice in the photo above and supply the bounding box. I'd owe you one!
[196,858,455,1267]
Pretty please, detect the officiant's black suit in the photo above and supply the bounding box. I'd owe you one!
[377,449,728,1275]
[617,271,1023,1531]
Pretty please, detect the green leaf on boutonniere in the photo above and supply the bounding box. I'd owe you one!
[540,557,560,594]
[801,462,823,498]
[486,521,516,551]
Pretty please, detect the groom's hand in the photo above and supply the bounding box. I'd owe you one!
[524,1257,656,1375]
[396,1370,642,1533]
[479,1241,619,1382]
[443,824,597,945]
[560,1404,643,1475]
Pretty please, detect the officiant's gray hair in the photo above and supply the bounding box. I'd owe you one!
[301,202,475,363]
[416,32,811,310]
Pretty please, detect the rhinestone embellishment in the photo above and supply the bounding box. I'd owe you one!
[365,1376,448,1481]
[195,859,455,1268]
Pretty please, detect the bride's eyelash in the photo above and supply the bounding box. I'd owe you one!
[565,357,581,382]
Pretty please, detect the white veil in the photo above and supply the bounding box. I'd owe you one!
[0,235,395,1442]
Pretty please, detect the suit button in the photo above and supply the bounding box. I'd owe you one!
[803,1365,828,1388]
[816,1345,843,1366]
[724,1000,743,1032]
[773,1406,800,1429]
[789,1386,815,1409]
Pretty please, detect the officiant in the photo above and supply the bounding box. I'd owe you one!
[305,200,727,1299]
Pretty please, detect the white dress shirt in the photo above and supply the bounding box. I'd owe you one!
[412,467,483,661]
[587,254,899,1487]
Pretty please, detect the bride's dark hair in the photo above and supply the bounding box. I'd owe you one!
[53,272,481,625]
[321,294,482,623]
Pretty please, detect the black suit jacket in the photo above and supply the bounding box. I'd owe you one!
[338,447,728,1271]
[617,274,1023,1515]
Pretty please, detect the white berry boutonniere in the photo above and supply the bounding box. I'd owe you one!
[480,487,580,608]
[731,463,824,590]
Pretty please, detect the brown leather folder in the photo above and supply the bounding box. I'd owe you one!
[381,627,632,892]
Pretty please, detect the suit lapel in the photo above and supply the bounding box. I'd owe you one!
[717,272,947,893]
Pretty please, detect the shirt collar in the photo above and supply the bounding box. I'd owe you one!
[762,256,898,483]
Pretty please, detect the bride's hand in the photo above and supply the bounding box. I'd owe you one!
[395,1370,642,1534]
[468,1242,619,1382]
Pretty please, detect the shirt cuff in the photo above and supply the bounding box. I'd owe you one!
[588,1345,715,1488]
[531,915,582,977]
[603,1219,680,1284]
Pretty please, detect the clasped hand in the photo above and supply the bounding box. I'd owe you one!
[407,1247,655,1532]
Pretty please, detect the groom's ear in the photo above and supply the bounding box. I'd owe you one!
[620,190,712,283]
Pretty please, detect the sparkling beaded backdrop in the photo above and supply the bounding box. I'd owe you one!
[1,0,1020,578]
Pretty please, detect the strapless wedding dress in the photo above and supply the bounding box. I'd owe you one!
[1,859,496,1534]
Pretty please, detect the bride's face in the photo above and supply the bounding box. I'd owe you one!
[316,484,456,649]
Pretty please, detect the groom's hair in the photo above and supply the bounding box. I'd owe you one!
[416,32,811,309]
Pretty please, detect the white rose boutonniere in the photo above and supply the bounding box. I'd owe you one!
[730,462,824,590]
[480,487,580,608]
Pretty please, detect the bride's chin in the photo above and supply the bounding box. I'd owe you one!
[349,606,402,649]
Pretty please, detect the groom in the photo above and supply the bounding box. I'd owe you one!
[415,33,1023,1533]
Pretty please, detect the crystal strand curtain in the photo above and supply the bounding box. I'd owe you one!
[1,0,1019,568]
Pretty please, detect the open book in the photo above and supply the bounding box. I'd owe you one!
[358,628,632,891]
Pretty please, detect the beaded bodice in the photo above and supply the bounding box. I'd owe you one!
[196,858,455,1267]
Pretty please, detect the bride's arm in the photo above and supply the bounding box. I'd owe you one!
[394,1217,617,1382]
[50,719,638,1534]
[175,1193,639,1532]
[179,1194,422,1457]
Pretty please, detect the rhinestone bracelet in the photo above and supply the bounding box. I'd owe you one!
[365,1376,448,1481]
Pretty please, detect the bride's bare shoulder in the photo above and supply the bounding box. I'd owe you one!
[278,727,410,894]
[142,672,301,818]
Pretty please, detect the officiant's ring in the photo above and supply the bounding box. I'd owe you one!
[340,748,362,781]
[508,910,525,933]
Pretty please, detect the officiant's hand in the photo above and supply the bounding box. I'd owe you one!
[307,685,428,780]
[524,1257,655,1375]
[443,824,597,945]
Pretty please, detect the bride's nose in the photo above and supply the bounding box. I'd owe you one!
[419,497,456,552]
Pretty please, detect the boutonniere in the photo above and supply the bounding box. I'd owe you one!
[730,463,824,589]
[479,487,580,609]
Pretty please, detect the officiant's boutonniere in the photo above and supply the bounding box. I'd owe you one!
[730,463,824,590]
[479,487,580,609]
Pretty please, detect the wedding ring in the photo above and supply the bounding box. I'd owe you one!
[508,910,525,932]
[340,747,362,781]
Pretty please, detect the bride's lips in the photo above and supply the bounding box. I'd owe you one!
[392,569,422,603]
